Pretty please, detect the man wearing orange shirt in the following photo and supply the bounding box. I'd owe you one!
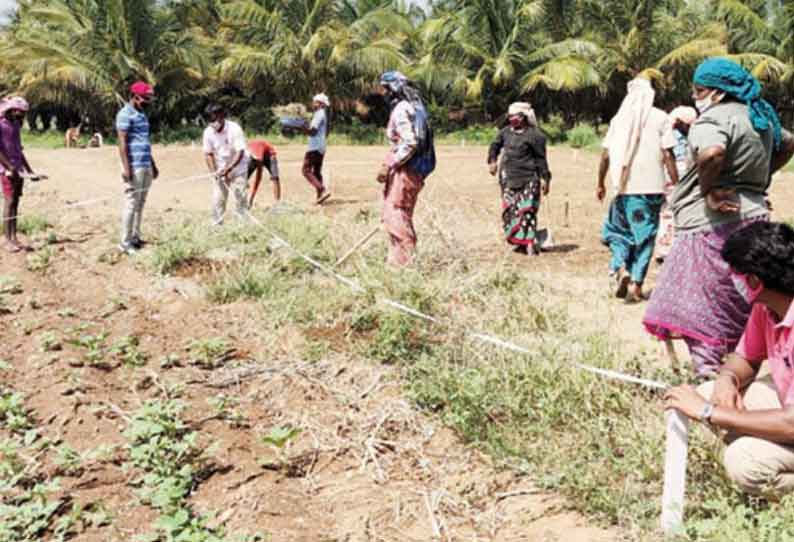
[247,139,280,207]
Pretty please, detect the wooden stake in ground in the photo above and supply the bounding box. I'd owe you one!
[661,409,689,535]
[334,225,381,268]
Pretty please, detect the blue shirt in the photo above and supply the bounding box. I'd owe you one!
[307,108,327,154]
[116,103,152,170]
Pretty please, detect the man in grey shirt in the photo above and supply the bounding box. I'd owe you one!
[302,93,330,204]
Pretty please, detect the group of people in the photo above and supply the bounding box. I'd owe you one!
[595,58,794,500]
[5,57,794,501]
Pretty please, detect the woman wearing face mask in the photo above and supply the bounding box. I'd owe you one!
[487,102,551,256]
[664,221,794,499]
[0,96,37,252]
[644,58,794,378]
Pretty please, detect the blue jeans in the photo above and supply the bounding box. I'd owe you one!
[601,194,664,284]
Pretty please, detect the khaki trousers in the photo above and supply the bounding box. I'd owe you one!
[698,380,794,498]
[212,173,249,226]
[121,167,153,246]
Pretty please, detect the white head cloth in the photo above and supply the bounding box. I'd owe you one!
[313,93,330,107]
[508,102,537,126]
[607,77,655,192]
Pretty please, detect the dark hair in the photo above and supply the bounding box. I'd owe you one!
[205,103,224,117]
[721,221,794,295]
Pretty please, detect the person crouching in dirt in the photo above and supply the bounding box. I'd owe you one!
[116,81,159,254]
[487,102,551,256]
[203,103,250,225]
[301,94,331,204]
[0,96,40,253]
[247,139,280,208]
[665,221,794,499]
[376,71,436,267]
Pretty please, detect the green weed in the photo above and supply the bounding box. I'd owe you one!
[25,246,54,273]
[188,337,234,369]
[566,122,600,149]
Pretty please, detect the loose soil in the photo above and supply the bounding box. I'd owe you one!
[4,143,794,541]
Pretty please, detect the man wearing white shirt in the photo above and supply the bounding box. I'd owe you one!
[203,104,250,225]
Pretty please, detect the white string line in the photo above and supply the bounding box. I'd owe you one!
[242,207,670,391]
[9,160,669,391]
[7,172,215,223]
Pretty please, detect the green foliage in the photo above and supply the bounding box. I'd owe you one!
[25,247,54,273]
[540,115,567,144]
[566,123,600,149]
[17,215,52,236]
[188,338,233,369]
[241,105,276,134]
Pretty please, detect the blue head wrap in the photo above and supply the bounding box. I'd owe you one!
[693,57,782,149]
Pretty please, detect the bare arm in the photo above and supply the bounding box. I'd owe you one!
[662,148,679,185]
[596,149,609,201]
[710,406,794,445]
[117,130,132,179]
[205,153,217,175]
[696,145,727,196]
[771,131,794,175]
[249,164,263,207]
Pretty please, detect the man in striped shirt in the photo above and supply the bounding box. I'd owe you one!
[116,81,159,254]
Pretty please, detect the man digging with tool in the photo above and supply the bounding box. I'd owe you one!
[203,104,250,225]
[665,221,794,499]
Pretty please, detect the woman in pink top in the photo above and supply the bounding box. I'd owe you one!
[665,221,794,498]
[0,97,37,253]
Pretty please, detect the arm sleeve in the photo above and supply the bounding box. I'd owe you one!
[660,116,677,150]
[391,104,418,166]
[488,129,504,163]
[231,124,247,153]
[202,129,213,154]
[734,305,769,366]
[116,109,130,132]
[688,115,730,155]
[532,132,551,181]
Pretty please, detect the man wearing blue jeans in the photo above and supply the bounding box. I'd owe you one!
[116,81,159,254]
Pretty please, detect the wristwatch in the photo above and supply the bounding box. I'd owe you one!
[699,402,715,424]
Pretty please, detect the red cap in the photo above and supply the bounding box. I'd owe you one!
[130,81,154,97]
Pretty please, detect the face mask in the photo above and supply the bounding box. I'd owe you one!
[731,272,763,304]
[695,91,718,114]
[509,116,523,129]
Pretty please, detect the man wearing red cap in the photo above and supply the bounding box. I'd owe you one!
[116,81,159,254]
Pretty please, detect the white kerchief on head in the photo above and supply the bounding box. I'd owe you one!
[508,102,537,126]
[608,77,655,193]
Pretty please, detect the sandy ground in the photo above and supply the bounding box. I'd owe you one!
[4,143,794,541]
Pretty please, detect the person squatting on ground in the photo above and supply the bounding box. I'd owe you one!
[0,96,38,253]
[665,221,794,498]
[203,104,250,225]
[487,102,551,256]
[247,139,280,208]
[116,81,159,254]
[644,58,794,378]
[655,106,697,262]
[377,71,436,267]
[597,77,679,304]
[302,93,331,204]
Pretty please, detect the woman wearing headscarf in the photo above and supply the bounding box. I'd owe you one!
[644,58,794,377]
[655,106,698,261]
[376,71,436,266]
[0,96,39,252]
[597,78,679,302]
[487,102,551,255]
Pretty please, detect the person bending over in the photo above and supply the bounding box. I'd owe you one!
[666,221,794,498]
[247,139,280,207]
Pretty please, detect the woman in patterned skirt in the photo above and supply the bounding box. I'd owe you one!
[487,102,552,255]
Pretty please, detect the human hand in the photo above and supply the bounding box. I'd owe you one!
[711,374,744,410]
[706,188,740,213]
[663,385,708,420]
[542,179,550,196]
[488,163,498,176]
[376,164,390,184]
[122,167,132,182]
[596,184,606,202]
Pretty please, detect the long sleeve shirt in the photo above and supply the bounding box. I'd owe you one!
[488,126,551,189]
[385,100,418,167]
